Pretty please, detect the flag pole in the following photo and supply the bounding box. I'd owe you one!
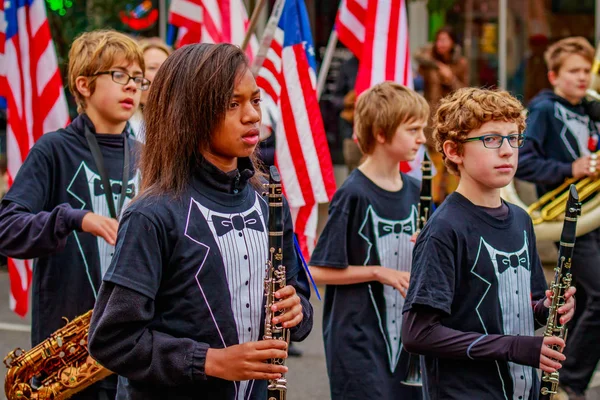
[250,0,286,74]
[316,29,338,100]
[241,0,269,51]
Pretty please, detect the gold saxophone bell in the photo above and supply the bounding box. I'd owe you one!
[3,310,113,400]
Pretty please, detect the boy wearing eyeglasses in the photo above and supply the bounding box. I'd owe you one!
[0,29,147,400]
[516,37,600,400]
[402,87,576,400]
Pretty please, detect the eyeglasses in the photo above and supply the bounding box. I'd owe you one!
[91,71,150,91]
[461,134,525,149]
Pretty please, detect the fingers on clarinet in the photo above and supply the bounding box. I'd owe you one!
[540,356,562,371]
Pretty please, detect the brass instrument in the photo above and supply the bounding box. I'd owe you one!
[526,151,600,225]
[263,165,290,400]
[540,185,581,400]
[401,152,433,388]
[4,310,112,400]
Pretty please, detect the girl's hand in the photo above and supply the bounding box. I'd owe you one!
[205,340,288,381]
[272,285,303,329]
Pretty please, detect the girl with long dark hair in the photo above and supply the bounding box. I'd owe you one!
[88,43,313,400]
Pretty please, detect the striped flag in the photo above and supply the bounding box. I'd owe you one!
[336,0,425,179]
[335,0,367,59]
[257,0,336,256]
[1,0,69,316]
[354,0,413,95]
[168,0,258,60]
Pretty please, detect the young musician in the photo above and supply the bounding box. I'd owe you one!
[0,29,146,399]
[516,37,600,400]
[88,43,313,399]
[309,82,428,399]
[402,87,576,400]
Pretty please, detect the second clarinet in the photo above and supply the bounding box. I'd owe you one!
[264,166,291,400]
[401,151,434,387]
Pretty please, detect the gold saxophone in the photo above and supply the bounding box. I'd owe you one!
[4,310,112,400]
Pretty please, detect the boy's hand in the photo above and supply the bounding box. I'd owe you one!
[375,268,410,297]
[272,285,303,329]
[543,287,576,325]
[82,213,119,246]
[540,336,566,373]
[205,340,288,381]
[572,155,598,179]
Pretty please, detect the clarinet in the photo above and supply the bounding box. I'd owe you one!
[401,151,434,387]
[540,184,581,400]
[417,151,433,234]
[264,165,290,400]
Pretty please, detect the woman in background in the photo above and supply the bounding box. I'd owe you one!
[415,26,468,204]
[130,37,171,142]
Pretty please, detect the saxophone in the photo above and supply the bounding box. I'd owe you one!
[263,165,290,400]
[540,184,581,400]
[401,151,433,388]
[4,310,112,400]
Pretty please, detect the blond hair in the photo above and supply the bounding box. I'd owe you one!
[434,87,526,176]
[354,82,429,155]
[544,36,594,73]
[139,37,172,57]
[68,30,145,113]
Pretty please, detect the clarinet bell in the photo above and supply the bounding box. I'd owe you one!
[401,353,423,387]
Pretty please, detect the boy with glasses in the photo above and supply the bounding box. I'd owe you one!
[516,37,600,400]
[402,87,576,400]
[0,29,146,400]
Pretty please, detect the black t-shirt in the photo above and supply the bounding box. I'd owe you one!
[309,169,422,399]
[2,114,139,346]
[403,192,547,400]
[100,160,311,399]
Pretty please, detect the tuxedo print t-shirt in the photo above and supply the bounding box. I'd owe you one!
[2,114,139,347]
[309,169,422,400]
[404,192,548,400]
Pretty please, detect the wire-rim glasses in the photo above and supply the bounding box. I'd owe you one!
[461,134,526,149]
[91,71,150,91]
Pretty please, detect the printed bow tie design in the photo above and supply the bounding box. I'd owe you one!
[94,179,135,199]
[212,210,264,236]
[496,252,528,274]
[378,221,412,237]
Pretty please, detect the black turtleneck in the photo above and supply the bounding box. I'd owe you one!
[193,156,257,195]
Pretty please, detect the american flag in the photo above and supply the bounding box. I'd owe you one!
[336,0,426,179]
[168,0,258,60]
[1,0,69,316]
[335,0,367,59]
[257,0,336,256]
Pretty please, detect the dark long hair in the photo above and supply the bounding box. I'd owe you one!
[140,43,263,196]
[432,26,458,62]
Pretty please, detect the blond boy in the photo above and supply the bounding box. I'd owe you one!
[517,37,598,400]
[0,30,148,399]
[309,82,428,399]
[403,87,576,400]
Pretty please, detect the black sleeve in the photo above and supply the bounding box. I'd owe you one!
[88,283,209,385]
[516,106,573,185]
[0,201,89,259]
[404,233,457,315]
[309,192,351,269]
[402,305,543,368]
[282,197,313,341]
[0,146,88,259]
